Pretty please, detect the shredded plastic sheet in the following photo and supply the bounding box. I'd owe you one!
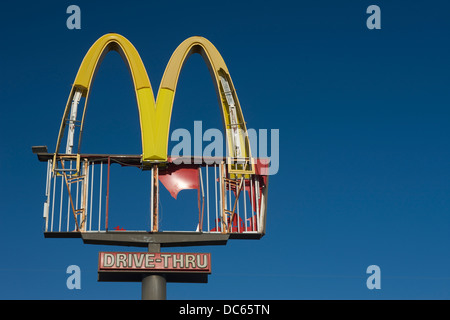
[158,166,200,199]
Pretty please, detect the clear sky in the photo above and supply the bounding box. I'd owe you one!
[0,0,449,300]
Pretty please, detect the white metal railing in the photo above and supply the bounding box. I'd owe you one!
[43,158,107,233]
[42,157,268,236]
[197,163,267,234]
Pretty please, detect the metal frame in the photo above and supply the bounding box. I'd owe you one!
[38,152,267,241]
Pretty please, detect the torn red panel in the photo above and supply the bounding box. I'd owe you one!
[249,158,269,212]
[159,166,200,199]
[254,158,269,175]
[255,158,269,185]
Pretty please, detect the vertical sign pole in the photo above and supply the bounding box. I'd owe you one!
[105,156,110,231]
[152,165,159,232]
[142,243,166,300]
[145,165,163,299]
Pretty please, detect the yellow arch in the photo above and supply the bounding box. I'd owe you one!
[55,33,157,159]
[56,33,252,169]
[154,36,253,169]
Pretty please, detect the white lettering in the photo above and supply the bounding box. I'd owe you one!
[116,253,127,268]
[197,254,208,268]
[173,254,184,268]
[133,253,145,268]
[366,265,381,289]
[66,265,81,290]
[103,253,114,267]
[66,5,81,30]
[145,254,155,268]
[366,5,381,30]
[194,121,203,164]
[171,128,191,164]
[224,304,269,315]
[203,128,223,164]
[179,304,213,317]
[161,253,171,268]
[185,254,196,268]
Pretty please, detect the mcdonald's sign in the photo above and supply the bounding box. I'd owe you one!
[33,33,271,297]
[35,33,268,240]
[55,33,253,172]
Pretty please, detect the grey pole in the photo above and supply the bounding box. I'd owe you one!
[142,243,167,300]
[142,274,166,300]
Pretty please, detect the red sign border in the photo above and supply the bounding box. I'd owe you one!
[98,252,212,274]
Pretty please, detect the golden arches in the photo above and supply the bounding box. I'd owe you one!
[55,33,252,170]
[55,33,156,160]
[156,36,252,169]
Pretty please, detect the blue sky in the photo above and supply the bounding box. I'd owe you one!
[1,0,449,299]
